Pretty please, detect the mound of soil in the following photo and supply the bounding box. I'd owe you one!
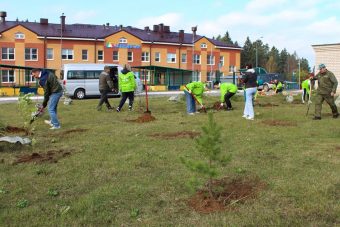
[261,119,297,127]
[212,101,224,111]
[13,149,73,165]
[188,176,266,213]
[127,112,156,123]
[335,146,340,151]
[149,131,200,139]
[4,126,30,135]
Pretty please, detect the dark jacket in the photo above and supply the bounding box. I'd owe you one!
[243,70,257,88]
[39,70,63,108]
[99,71,114,91]
[312,70,338,95]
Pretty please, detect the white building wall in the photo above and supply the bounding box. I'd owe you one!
[312,43,340,93]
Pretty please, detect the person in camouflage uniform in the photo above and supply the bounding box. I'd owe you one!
[311,63,339,120]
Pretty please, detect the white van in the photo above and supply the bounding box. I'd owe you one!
[62,63,143,99]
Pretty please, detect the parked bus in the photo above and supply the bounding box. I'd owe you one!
[61,63,143,99]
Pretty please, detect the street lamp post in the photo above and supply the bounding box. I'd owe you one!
[191,26,197,80]
[255,36,263,68]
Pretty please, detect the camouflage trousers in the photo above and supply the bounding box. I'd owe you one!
[314,93,339,118]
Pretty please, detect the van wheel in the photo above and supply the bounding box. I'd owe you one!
[74,89,85,99]
[263,84,269,92]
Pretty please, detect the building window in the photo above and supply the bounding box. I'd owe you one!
[193,54,201,64]
[62,49,74,60]
[82,49,88,61]
[181,53,187,63]
[141,52,149,62]
[1,70,15,83]
[112,51,119,61]
[192,71,201,82]
[207,55,215,65]
[128,51,133,62]
[207,71,215,81]
[219,56,224,67]
[97,50,103,61]
[139,70,150,82]
[25,48,38,61]
[25,69,36,83]
[15,32,25,39]
[1,47,15,60]
[119,37,127,43]
[46,48,53,60]
[167,53,176,63]
[155,52,160,62]
[229,65,235,73]
[200,43,207,48]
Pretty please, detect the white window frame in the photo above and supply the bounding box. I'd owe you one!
[219,56,224,67]
[62,49,74,60]
[127,51,133,62]
[155,52,161,62]
[181,53,187,63]
[207,55,215,65]
[200,43,207,48]
[82,49,88,61]
[46,48,54,60]
[1,69,15,83]
[140,70,150,82]
[1,47,15,60]
[97,50,103,61]
[192,71,201,82]
[25,69,36,83]
[193,54,201,64]
[141,52,150,62]
[25,48,38,61]
[112,50,119,61]
[119,37,127,43]
[207,71,215,81]
[229,65,235,73]
[167,53,176,63]
[15,32,25,39]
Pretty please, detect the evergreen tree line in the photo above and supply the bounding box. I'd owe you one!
[214,32,311,81]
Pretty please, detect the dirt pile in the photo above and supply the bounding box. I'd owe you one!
[257,103,279,107]
[57,128,88,136]
[4,126,30,135]
[127,112,156,123]
[149,131,200,139]
[188,176,266,213]
[13,149,73,165]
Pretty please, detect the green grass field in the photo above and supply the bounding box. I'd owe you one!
[1,94,339,226]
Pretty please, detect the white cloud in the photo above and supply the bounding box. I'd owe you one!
[136,13,183,29]
[71,11,98,24]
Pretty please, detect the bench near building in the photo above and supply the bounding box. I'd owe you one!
[0,11,241,95]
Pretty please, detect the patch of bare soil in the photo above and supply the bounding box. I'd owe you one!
[13,149,74,165]
[335,146,340,151]
[212,101,224,111]
[127,112,156,123]
[257,103,279,107]
[188,176,267,213]
[4,126,30,135]
[290,100,304,105]
[149,131,200,139]
[261,119,297,127]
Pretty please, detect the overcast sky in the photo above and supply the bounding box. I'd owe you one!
[3,0,340,67]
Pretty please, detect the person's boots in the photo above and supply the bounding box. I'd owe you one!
[331,107,339,118]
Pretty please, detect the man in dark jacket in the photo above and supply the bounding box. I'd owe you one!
[97,65,115,111]
[311,63,339,120]
[31,68,63,129]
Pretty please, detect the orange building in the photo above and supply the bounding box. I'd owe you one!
[0,11,241,89]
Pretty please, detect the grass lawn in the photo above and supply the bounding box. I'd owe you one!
[0,93,340,226]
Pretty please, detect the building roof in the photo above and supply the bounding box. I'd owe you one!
[0,16,241,49]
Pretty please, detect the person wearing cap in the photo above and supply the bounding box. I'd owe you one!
[116,64,136,112]
[97,65,115,111]
[184,81,206,115]
[310,64,339,120]
[31,68,63,129]
[213,81,237,111]
[301,77,311,103]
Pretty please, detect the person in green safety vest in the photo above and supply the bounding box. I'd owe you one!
[116,64,137,112]
[301,78,311,104]
[183,81,206,115]
[213,81,237,110]
[272,79,283,93]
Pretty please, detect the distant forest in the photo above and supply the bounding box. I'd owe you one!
[214,31,311,81]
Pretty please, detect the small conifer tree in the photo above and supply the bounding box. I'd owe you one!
[181,113,231,198]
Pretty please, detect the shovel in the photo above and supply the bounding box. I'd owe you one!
[184,85,207,113]
[30,104,44,124]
